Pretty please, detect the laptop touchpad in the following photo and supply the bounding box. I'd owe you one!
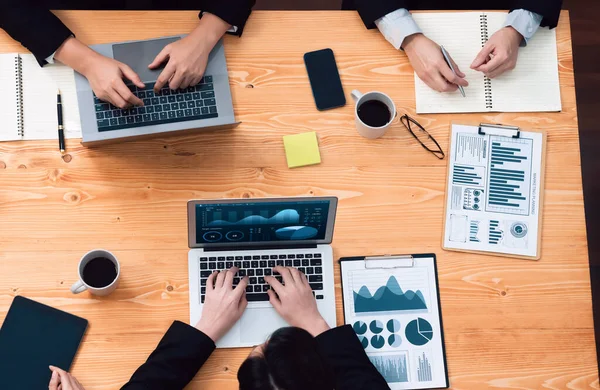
[112,37,180,83]
[240,309,288,344]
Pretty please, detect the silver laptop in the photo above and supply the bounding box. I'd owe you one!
[74,36,239,146]
[187,197,338,348]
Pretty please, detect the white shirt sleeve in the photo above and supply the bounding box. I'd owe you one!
[45,52,56,64]
[374,8,422,50]
[503,9,543,47]
[201,12,238,33]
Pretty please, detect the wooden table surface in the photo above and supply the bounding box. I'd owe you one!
[0,10,597,390]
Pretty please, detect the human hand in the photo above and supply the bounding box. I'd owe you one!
[82,54,145,108]
[195,267,249,342]
[471,27,522,79]
[53,36,144,108]
[150,13,231,91]
[49,366,85,390]
[403,33,469,93]
[265,266,329,337]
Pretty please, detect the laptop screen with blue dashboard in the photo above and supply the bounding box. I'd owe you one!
[188,197,337,248]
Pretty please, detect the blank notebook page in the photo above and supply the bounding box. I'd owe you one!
[412,12,487,113]
[0,54,19,141]
[21,54,82,140]
[485,12,562,112]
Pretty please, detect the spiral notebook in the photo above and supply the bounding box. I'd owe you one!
[0,53,81,141]
[412,12,562,114]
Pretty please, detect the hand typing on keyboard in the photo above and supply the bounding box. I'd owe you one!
[265,267,330,337]
[54,37,145,109]
[150,13,231,91]
[195,267,249,343]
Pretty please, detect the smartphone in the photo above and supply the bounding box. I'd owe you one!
[304,49,346,111]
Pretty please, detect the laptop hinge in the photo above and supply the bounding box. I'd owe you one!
[203,244,318,252]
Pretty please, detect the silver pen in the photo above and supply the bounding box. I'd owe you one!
[440,45,466,97]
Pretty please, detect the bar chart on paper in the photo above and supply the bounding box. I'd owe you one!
[369,353,409,383]
[417,352,433,382]
[486,136,533,216]
[453,165,485,186]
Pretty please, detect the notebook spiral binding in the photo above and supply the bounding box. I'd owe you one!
[14,55,24,137]
[480,14,493,110]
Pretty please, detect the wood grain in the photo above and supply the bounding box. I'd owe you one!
[0,10,597,390]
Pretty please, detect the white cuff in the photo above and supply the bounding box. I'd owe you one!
[45,52,56,64]
[503,9,543,47]
[375,8,422,50]
[202,12,238,33]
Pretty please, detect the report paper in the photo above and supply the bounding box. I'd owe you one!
[340,256,449,389]
[443,124,544,258]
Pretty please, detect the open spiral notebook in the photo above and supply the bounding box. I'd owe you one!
[412,12,562,114]
[0,53,81,141]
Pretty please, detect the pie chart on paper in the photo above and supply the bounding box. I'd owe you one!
[405,317,433,346]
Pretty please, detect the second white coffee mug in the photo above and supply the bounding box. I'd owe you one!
[71,249,120,296]
[351,89,397,139]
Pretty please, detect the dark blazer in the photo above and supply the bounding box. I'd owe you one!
[121,321,390,390]
[0,0,255,66]
[342,0,563,30]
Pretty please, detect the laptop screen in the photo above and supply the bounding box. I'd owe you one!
[188,197,337,248]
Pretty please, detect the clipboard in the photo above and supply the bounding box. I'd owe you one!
[442,123,547,260]
[339,254,449,389]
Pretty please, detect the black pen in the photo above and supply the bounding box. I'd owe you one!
[57,90,65,154]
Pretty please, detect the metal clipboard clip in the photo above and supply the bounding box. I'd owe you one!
[478,123,521,139]
[364,255,414,269]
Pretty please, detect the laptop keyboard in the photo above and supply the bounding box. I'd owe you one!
[94,75,218,132]
[199,252,325,303]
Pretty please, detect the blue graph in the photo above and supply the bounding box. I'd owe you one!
[469,220,480,242]
[453,164,483,186]
[487,137,533,215]
[417,352,433,382]
[369,354,409,383]
[207,209,300,226]
[489,220,502,244]
[353,276,427,314]
[275,226,318,240]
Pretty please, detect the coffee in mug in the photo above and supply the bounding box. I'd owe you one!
[357,100,392,128]
[71,249,120,296]
[351,90,397,139]
[82,257,118,288]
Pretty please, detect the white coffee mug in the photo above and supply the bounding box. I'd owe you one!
[71,249,120,296]
[351,90,397,139]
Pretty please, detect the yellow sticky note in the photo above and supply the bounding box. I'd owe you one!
[283,132,321,168]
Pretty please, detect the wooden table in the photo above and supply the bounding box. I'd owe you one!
[0,10,597,390]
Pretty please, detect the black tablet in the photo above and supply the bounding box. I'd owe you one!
[0,296,88,389]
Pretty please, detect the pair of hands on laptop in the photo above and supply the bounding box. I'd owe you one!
[196,266,330,342]
[54,13,231,109]
[404,27,522,92]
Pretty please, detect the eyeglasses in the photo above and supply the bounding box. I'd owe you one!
[400,114,445,160]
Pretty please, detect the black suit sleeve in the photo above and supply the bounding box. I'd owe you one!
[344,0,563,30]
[342,0,410,29]
[316,325,390,390]
[121,321,216,390]
[0,7,73,66]
[512,0,563,28]
[200,0,256,36]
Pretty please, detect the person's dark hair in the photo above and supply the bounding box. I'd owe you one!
[238,326,334,390]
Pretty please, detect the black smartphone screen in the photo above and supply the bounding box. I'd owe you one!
[304,49,346,111]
